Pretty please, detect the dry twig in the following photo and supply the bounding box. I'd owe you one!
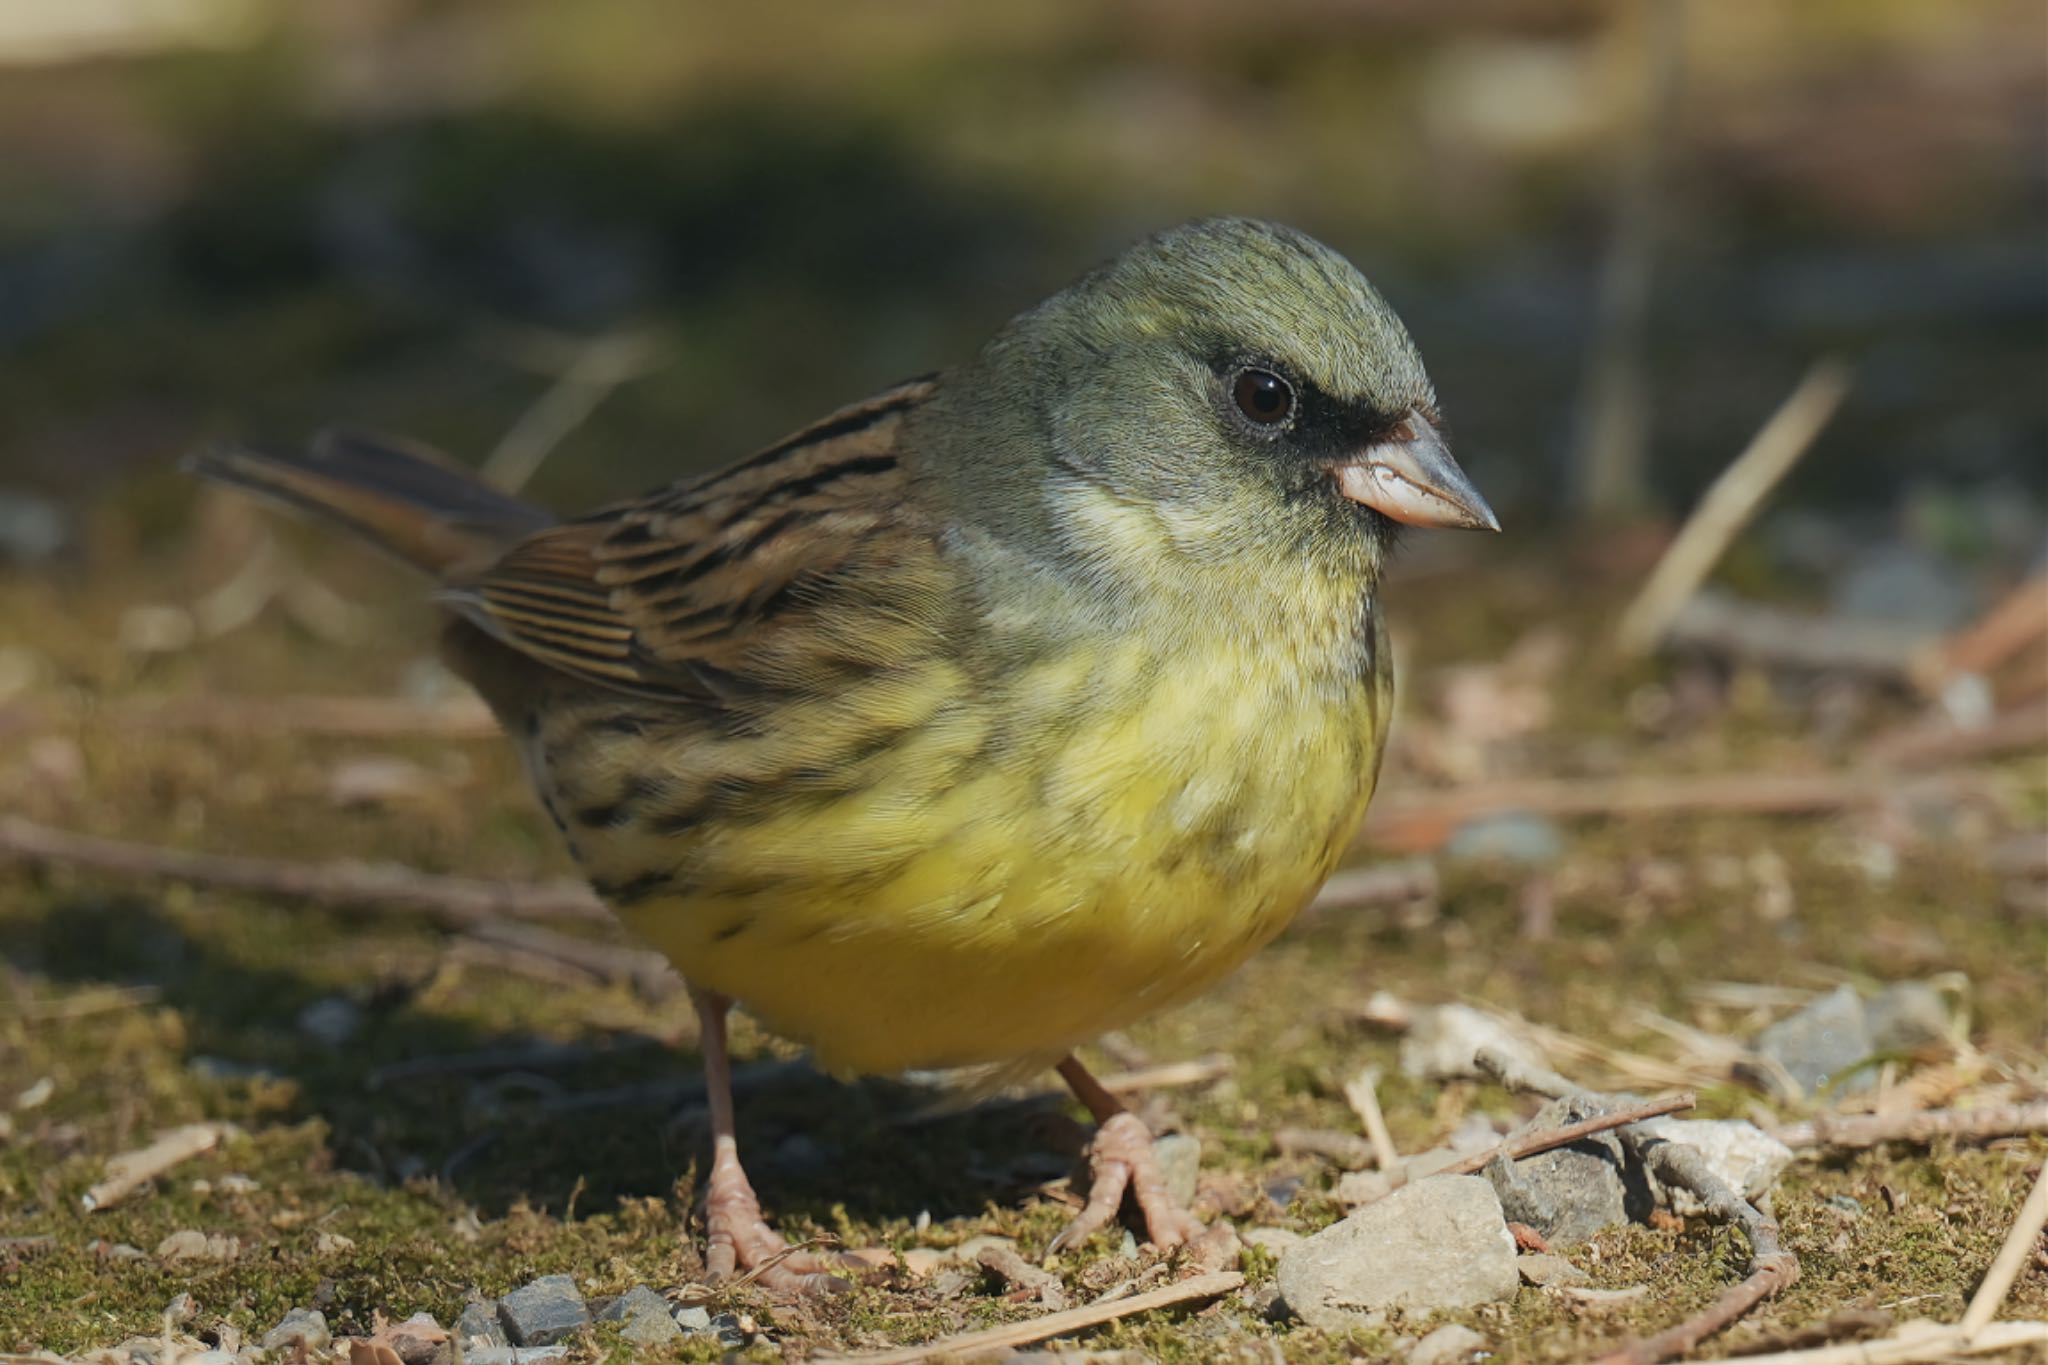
[1095,1055,1233,1094]
[1959,1159,2048,1339]
[1614,358,1853,654]
[823,1270,1242,1363]
[1720,1320,2046,1364]
[1771,1100,2048,1152]
[1471,1049,1797,1365]
[0,816,606,926]
[83,1123,236,1212]
[1343,1066,1401,1171]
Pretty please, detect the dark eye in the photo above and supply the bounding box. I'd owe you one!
[1232,368,1294,426]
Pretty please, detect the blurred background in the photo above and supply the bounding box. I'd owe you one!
[0,0,2041,536]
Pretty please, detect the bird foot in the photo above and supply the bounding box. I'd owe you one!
[1048,1111,1212,1254]
[704,1163,853,1293]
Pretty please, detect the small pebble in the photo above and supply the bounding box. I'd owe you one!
[164,1293,198,1324]
[498,1274,590,1347]
[296,996,364,1047]
[1153,1132,1202,1207]
[260,1308,331,1353]
[1407,1323,1488,1365]
[673,1305,713,1333]
[1517,1252,1590,1287]
[595,1285,680,1346]
[452,1301,506,1347]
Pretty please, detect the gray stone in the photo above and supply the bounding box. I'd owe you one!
[1635,1118,1793,1212]
[595,1286,680,1346]
[1517,1252,1589,1287]
[1863,980,1957,1052]
[1400,1003,1550,1082]
[672,1305,713,1333]
[497,1274,589,1347]
[295,996,364,1047]
[1748,985,1875,1098]
[1485,1097,1650,1244]
[1153,1133,1202,1208]
[0,491,68,563]
[1445,810,1564,865]
[462,1350,569,1365]
[260,1309,331,1352]
[1833,542,1976,630]
[706,1312,751,1348]
[1276,1174,1518,1330]
[1407,1323,1489,1365]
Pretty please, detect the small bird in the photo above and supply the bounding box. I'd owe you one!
[193,218,1496,1288]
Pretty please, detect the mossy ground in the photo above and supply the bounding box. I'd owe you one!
[3,533,2042,1362]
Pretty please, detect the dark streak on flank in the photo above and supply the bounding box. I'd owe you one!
[592,870,674,907]
[575,774,662,830]
[711,919,752,944]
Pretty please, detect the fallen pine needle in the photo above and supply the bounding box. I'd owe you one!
[83,1122,236,1212]
[1771,1100,2048,1152]
[824,1270,1242,1364]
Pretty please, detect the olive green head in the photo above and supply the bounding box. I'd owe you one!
[926,217,1495,581]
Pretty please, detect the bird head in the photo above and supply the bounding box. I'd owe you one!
[937,218,1496,590]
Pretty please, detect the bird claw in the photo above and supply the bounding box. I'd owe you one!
[705,1166,855,1294]
[1049,1111,1209,1254]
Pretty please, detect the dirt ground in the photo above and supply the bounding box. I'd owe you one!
[2,528,2042,1362]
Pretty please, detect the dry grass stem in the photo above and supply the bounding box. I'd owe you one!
[82,1123,236,1213]
[1614,357,1853,655]
[823,1270,1242,1363]
[1771,1100,2048,1151]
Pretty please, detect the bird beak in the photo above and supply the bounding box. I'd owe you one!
[1332,411,1500,531]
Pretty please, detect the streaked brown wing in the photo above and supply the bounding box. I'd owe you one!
[443,376,947,702]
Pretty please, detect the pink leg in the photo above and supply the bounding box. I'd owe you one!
[1047,1054,1208,1254]
[693,989,850,1293]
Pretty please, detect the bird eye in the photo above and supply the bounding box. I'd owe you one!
[1231,368,1294,426]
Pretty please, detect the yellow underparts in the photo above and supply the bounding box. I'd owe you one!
[569,626,1384,1077]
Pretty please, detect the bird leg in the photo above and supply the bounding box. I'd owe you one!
[1047,1053,1207,1254]
[692,988,850,1293]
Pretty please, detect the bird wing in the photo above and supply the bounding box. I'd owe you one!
[443,376,949,704]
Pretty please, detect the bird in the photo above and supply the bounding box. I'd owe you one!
[191,216,1497,1290]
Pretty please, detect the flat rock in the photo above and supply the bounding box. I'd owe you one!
[1485,1097,1650,1244]
[1635,1117,1793,1212]
[497,1274,589,1347]
[463,1350,570,1365]
[1444,810,1565,865]
[1747,985,1874,1098]
[1407,1323,1489,1365]
[260,1309,331,1352]
[1153,1133,1202,1208]
[1276,1174,1518,1330]
[595,1286,680,1346]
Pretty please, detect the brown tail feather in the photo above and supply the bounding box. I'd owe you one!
[187,429,556,579]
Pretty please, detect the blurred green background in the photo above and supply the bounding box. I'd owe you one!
[0,0,2042,540]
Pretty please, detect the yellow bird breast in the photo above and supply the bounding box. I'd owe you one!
[547,630,1386,1078]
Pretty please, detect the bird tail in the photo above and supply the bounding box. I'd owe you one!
[187,430,557,579]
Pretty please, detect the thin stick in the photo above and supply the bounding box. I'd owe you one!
[1343,1067,1401,1171]
[1305,859,1438,914]
[825,1270,1242,1364]
[1474,1049,1797,1364]
[460,920,679,999]
[1938,573,2048,684]
[1719,1321,2047,1365]
[107,694,500,739]
[1593,1256,1800,1365]
[1866,705,2048,770]
[1771,1100,2048,1152]
[1615,358,1854,655]
[1959,1159,2048,1338]
[480,330,663,492]
[83,1122,235,1212]
[0,817,608,927]
[1358,768,1991,854]
[1094,1055,1233,1094]
[1437,1092,1695,1179]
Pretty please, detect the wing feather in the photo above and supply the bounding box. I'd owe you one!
[444,376,947,704]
